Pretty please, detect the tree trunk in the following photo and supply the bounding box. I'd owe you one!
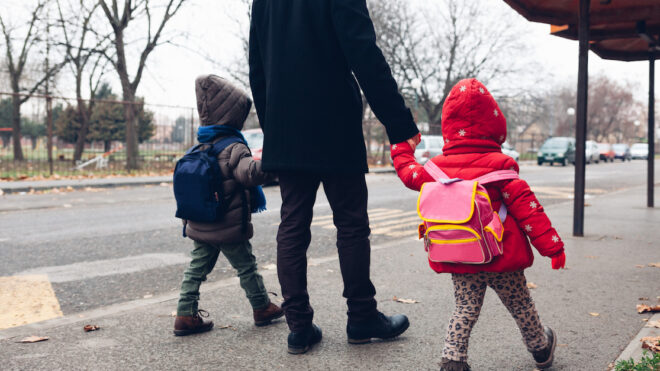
[104,140,111,153]
[123,97,139,170]
[73,98,91,163]
[11,95,23,161]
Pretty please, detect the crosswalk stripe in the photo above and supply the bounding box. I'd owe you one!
[385,229,421,238]
[316,209,405,228]
[273,208,393,226]
[0,275,63,330]
[319,210,413,229]
[370,216,421,235]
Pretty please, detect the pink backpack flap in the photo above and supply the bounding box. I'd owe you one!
[417,161,519,264]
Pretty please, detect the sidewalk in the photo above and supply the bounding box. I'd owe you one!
[0,168,397,194]
[0,186,658,370]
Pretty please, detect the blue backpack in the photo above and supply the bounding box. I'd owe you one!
[173,137,242,226]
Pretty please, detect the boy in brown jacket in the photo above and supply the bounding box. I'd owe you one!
[174,75,282,336]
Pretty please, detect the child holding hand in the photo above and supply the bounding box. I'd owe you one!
[391,78,566,370]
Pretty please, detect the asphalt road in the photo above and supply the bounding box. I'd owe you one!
[0,160,657,321]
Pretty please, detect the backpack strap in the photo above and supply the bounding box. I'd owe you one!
[473,170,519,185]
[474,170,519,224]
[423,160,462,184]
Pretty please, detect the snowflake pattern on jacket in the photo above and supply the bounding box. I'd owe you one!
[391,78,564,274]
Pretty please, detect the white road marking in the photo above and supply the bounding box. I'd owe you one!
[370,216,422,235]
[312,209,406,227]
[15,253,191,283]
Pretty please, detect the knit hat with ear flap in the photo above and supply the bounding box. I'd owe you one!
[195,74,253,129]
[441,78,507,155]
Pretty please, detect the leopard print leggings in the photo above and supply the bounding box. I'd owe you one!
[442,270,548,362]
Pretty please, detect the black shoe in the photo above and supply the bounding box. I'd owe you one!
[532,326,557,369]
[346,312,410,344]
[440,358,472,371]
[287,324,322,354]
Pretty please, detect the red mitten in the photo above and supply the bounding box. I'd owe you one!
[551,251,566,270]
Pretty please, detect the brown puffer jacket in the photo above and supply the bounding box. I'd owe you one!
[184,138,273,244]
[184,74,274,244]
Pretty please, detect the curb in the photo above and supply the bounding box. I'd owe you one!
[614,312,660,365]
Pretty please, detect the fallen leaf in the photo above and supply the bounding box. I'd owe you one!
[327,269,334,273]
[17,336,49,343]
[589,312,600,317]
[171,311,177,317]
[635,265,645,268]
[643,319,649,322]
[645,320,660,328]
[143,294,153,299]
[527,282,538,289]
[218,325,233,330]
[648,262,660,268]
[585,255,598,259]
[262,264,276,270]
[639,297,650,301]
[641,336,660,352]
[637,304,660,313]
[393,296,419,304]
[83,325,100,332]
[558,343,568,347]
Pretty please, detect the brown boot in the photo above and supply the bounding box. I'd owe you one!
[173,309,214,336]
[253,302,284,327]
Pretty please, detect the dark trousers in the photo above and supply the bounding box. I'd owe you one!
[277,172,378,332]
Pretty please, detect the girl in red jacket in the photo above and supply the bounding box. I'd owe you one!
[391,78,566,371]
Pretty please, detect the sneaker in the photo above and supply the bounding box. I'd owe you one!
[253,302,284,326]
[440,358,472,371]
[346,312,410,344]
[287,323,322,354]
[532,326,557,369]
[173,309,214,336]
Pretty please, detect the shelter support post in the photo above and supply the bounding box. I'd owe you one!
[649,53,655,208]
[573,0,590,236]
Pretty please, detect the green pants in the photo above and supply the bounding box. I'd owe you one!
[177,240,270,316]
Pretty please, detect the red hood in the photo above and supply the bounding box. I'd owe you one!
[441,78,506,155]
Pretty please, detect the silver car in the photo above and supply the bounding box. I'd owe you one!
[415,135,444,164]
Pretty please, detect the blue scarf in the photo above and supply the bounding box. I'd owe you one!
[197,125,267,213]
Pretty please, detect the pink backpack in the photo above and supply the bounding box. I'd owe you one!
[418,161,519,264]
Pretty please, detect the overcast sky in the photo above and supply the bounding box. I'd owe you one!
[3,0,656,111]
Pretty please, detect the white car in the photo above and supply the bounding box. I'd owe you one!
[585,140,600,164]
[630,143,649,160]
[414,135,444,164]
[502,142,519,162]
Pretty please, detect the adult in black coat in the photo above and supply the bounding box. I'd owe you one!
[249,0,420,354]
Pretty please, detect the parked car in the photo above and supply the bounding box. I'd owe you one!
[415,135,444,165]
[630,143,649,160]
[243,128,264,161]
[597,143,615,162]
[537,137,575,166]
[585,140,600,164]
[501,141,519,162]
[613,143,631,162]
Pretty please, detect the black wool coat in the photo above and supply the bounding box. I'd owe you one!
[249,0,419,174]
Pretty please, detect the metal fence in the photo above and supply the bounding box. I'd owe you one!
[0,92,199,179]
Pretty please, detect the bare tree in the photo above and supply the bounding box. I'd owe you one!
[0,0,66,160]
[369,0,527,134]
[98,0,186,170]
[56,0,110,163]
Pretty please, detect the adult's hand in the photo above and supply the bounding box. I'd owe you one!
[406,133,422,151]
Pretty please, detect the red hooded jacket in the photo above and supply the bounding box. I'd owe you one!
[391,78,564,274]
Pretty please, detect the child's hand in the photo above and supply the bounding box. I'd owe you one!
[551,251,566,270]
[406,133,422,150]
